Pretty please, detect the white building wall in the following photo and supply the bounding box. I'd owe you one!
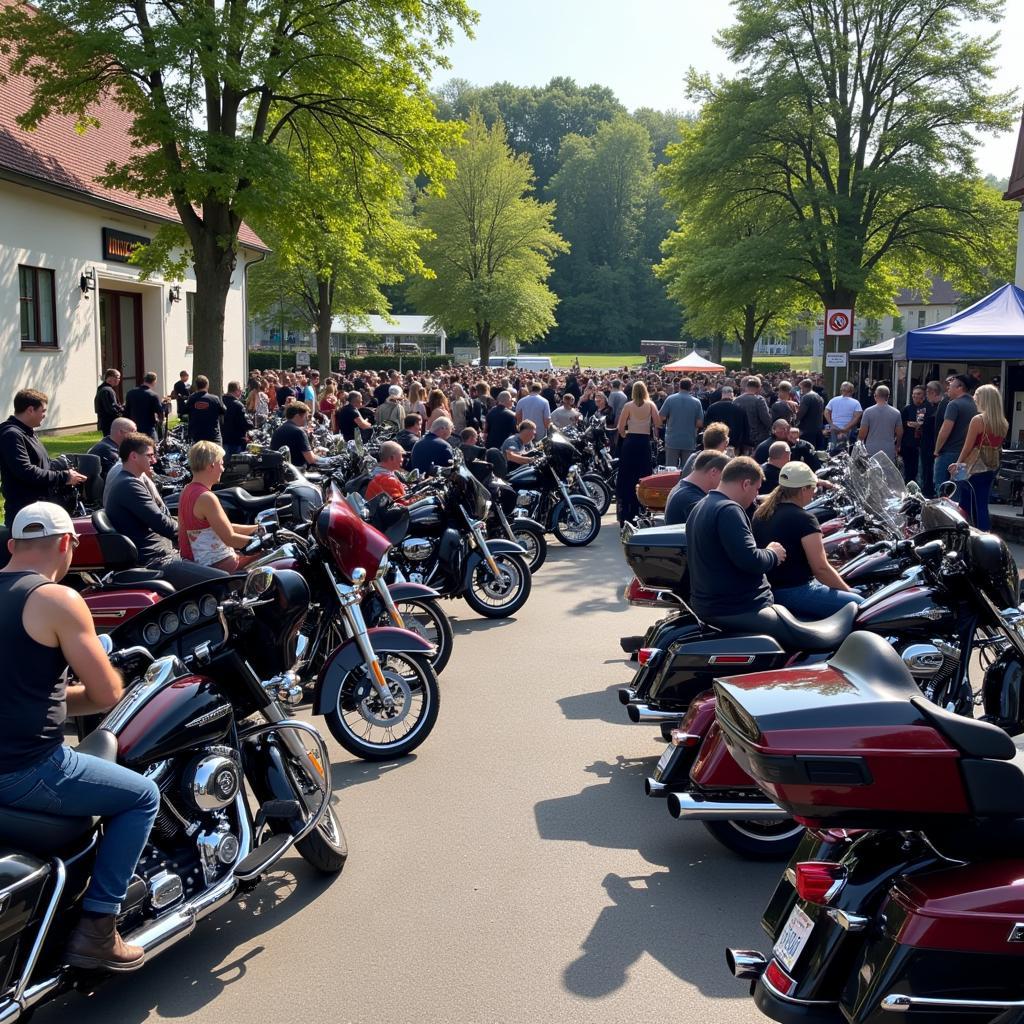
[0,179,253,430]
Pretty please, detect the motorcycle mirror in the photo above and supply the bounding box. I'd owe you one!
[99,633,114,655]
[936,480,958,499]
[254,508,278,528]
[244,567,276,600]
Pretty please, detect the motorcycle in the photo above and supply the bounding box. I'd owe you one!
[506,430,602,547]
[720,626,1024,1024]
[367,456,533,619]
[0,568,344,1022]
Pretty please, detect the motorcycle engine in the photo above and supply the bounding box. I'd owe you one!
[516,490,540,508]
[901,640,961,702]
[401,537,435,562]
[183,748,242,812]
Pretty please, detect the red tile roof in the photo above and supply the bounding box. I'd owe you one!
[0,0,266,250]
[1008,106,1024,202]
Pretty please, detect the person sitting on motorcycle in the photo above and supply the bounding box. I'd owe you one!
[760,440,791,491]
[410,416,455,474]
[88,417,137,477]
[679,423,731,476]
[665,451,730,525]
[105,433,226,589]
[178,442,260,571]
[365,441,409,503]
[685,456,787,623]
[270,402,319,468]
[751,461,864,618]
[754,419,796,464]
[501,420,539,466]
[0,503,159,971]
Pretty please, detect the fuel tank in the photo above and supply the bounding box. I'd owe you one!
[507,465,540,489]
[408,498,444,534]
[854,583,955,634]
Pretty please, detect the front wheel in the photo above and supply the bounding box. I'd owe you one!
[510,521,547,573]
[552,497,601,546]
[295,805,348,872]
[463,552,531,618]
[324,652,440,761]
[703,818,804,861]
[370,598,453,675]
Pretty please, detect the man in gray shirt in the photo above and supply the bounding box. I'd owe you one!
[658,378,704,467]
[733,376,772,452]
[515,382,552,440]
[857,385,903,461]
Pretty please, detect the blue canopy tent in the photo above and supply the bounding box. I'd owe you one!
[897,283,1024,406]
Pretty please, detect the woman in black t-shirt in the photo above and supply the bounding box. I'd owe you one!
[751,461,864,620]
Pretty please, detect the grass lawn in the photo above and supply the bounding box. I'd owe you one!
[41,430,103,456]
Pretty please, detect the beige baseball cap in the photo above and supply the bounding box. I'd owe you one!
[778,462,818,488]
[11,502,75,539]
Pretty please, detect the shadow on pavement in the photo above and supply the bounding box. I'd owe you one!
[535,756,780,1000]
[557,683,637,725]
[38,863,338,1024]
[330,753,415,789]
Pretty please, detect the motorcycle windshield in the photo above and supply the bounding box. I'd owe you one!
[457,464,491,520]
[847,444,908,538]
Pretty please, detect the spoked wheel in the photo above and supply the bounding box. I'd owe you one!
[325,652,440,761]
[552,497,601,546]
[279,748,348,873]
[371,598,453,674]
[580,474,612,516]
[463,552,531,618]
[703,818,804,861]
[510,521,547,573]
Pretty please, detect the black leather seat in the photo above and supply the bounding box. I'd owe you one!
[91,510,141,570]
[0,730,117,855]
[913,697,1016,761]
[105,568,176,596]
[215,487,278,513]
[708,602,859,654]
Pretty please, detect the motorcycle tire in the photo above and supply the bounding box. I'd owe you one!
[703,819,804,861]
[510,521,547,573]
[370,597,454,675]
[580,473,612,516]
[463,552,532,618]
[295,805,349,873]
[552,497,601,547]
[325,651,440,761]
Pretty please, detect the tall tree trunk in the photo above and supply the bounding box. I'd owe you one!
[476,323,493,365]
[316,273,335,375]
[740,304,757,368]
[191,239,237,396]
[820,290,859,388]
[711,332,724,365]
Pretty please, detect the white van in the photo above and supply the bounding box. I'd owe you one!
[473,355,555,371]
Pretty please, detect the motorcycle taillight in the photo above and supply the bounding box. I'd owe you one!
[788,862,847,905]
[637,647,660,666]
[764,959,796,995]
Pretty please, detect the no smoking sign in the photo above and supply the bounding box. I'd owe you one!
[826,308,853,335]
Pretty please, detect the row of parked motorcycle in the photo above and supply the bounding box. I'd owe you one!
[616,444,1024,1023]
[0,409,623,1023]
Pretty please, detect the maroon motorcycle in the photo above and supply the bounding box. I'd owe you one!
[720,628,1024,1023]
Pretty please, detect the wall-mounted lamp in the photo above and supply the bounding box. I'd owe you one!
[79,267,96,295]
[168,285,182,304]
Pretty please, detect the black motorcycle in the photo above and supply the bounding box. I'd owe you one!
[368,457,533,619]
[506,430,602,547]
[0,568,344,1021]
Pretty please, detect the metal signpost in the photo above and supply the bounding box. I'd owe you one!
[824,308,854,396]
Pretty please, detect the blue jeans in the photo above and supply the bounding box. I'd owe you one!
[773,581,866,620]
[933,451,960,497]
[959,471,995,531]
[225,443,246,456]
[0,745,159,914]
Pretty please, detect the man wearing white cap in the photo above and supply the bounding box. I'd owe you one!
[0,503,159,971]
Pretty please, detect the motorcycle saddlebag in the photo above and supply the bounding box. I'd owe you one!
[636,470,680,512]
[0,852,49,993]
[622,524,688,594]
[713,632,973,827]
[840,860,1024,1022]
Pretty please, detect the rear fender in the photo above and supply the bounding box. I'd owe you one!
[689,721,754,789]
[314,626,434,716]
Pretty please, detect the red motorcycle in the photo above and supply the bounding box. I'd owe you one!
[720,628,1024,1023]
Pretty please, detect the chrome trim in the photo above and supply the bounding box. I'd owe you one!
[645,778,667,797]
[626,703,680,723]
[12,859,64,1003]
[880,992,1024,1012]
[828,908,868,931]
[100,656,189,734]
[760,970,838,1007]
[726,948,767,979]
[668,792,787,821]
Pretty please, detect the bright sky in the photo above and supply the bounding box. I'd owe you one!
[435,0,1023,180]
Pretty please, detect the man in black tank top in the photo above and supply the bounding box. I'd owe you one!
[0,503,159,972]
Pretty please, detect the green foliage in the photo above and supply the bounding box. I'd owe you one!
[0,0,475,391]
[408,113,568,363]
[247,352,450,374]
[679,0,1019,325]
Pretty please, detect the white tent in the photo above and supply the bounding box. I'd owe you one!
[662,351,726,372]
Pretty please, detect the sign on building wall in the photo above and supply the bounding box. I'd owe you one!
[102,227,150,263]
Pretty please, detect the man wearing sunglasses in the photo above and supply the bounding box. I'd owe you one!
[0,502,159,971]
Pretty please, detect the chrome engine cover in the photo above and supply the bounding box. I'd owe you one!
[400,537,434,562]
[185,753,242,812]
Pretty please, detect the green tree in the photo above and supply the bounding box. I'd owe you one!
[409,112,568,364]
[1,0,472,392]
[679,0,1018,353]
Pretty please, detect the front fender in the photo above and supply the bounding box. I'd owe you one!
[386,581,441,601]
[314,626,434,716]
[480,538,525,556]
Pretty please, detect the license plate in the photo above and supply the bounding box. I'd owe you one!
[773,905,814,973]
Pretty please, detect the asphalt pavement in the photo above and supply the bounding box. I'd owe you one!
[40,515,777,1024]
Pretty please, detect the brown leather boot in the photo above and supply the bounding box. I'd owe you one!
[66,914,145,971]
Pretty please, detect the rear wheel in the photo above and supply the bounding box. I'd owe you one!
[552,498,601,546]
[324,652,440,761]
[580,474,612,516]
[703,818,804,861]
[510,521,547,573]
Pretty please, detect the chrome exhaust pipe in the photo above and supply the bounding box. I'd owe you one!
[644,777,667,797]
[617,687,635,706]
[626,703,680,724]
[726,948,768,980]
[667,791,787,820]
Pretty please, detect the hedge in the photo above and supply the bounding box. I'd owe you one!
[720,359,794,374]
[247,352,452,374]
